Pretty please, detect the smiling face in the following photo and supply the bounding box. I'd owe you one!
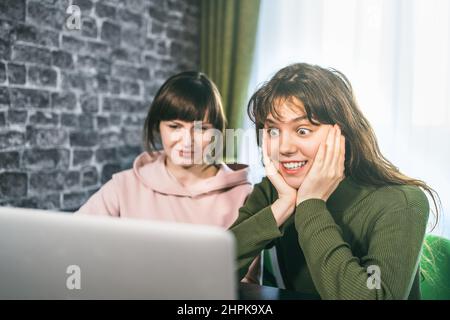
[159,119,214,167]
[264,98,332,189]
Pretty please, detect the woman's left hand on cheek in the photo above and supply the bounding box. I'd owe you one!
[296,124,346,206]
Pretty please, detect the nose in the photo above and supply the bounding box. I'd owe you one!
[278,131,297,156]
[180,128,194,148]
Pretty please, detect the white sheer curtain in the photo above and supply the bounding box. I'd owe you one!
[240,0,450,237]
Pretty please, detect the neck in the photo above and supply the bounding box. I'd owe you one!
[165,157,219,187]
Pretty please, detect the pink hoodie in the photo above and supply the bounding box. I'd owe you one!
[75,151,253,228]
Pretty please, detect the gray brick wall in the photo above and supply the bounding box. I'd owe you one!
[0,0,200,211]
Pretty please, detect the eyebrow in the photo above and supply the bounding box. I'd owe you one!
[265,115,309,125]
[169,120,213,127]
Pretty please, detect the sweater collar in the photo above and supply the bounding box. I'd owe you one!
[326,177,376,213]
[133,151,251,197]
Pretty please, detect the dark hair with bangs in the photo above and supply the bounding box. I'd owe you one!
[248,62,440,229]
[143,71,226,151]
[248,63,353,140]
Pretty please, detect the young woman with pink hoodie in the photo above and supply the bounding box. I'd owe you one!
[75,71,252,228]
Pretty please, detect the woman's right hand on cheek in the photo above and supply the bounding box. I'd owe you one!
[262,133,296,227]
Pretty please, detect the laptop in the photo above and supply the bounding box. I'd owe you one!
[0,206,237,299]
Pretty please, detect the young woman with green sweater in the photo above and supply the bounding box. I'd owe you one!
[230,63,439,299]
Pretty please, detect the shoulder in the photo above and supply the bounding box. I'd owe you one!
[372,184,429,213]
[106,168,138,190]
[110,151,162,186]
[110,168,133,182]
[366,184,430,226]
[254,176,275,196]
[243,177,276,208]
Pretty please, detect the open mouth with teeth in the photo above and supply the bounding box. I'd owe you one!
[279,160,308,174]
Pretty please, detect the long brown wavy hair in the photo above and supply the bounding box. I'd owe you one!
[248,63,440,229]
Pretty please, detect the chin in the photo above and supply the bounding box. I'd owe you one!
[170,156,192,166]
[282,175,304,189]
[173,155,206,167]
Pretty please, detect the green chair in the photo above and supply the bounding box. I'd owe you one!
[420,234,450,300]
[262,249,277,287]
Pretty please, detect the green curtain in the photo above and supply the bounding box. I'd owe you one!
[200,0,261,130]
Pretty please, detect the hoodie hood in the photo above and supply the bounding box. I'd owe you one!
[133,151,251,197]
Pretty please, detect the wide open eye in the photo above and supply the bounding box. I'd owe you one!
[297,127,311,136]
[267,128,280,137]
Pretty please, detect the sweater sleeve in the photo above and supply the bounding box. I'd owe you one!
[229,179,283,279]
[74,178,120,217]
[294,198,429,300]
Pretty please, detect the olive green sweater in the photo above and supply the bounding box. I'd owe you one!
[230,177,429,300]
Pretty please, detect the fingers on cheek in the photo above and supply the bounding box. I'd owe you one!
[313,143,325,167]
[266,162,278,177]
[335,128,341,148]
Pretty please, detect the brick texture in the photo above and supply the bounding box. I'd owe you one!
[0,0,200,211]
